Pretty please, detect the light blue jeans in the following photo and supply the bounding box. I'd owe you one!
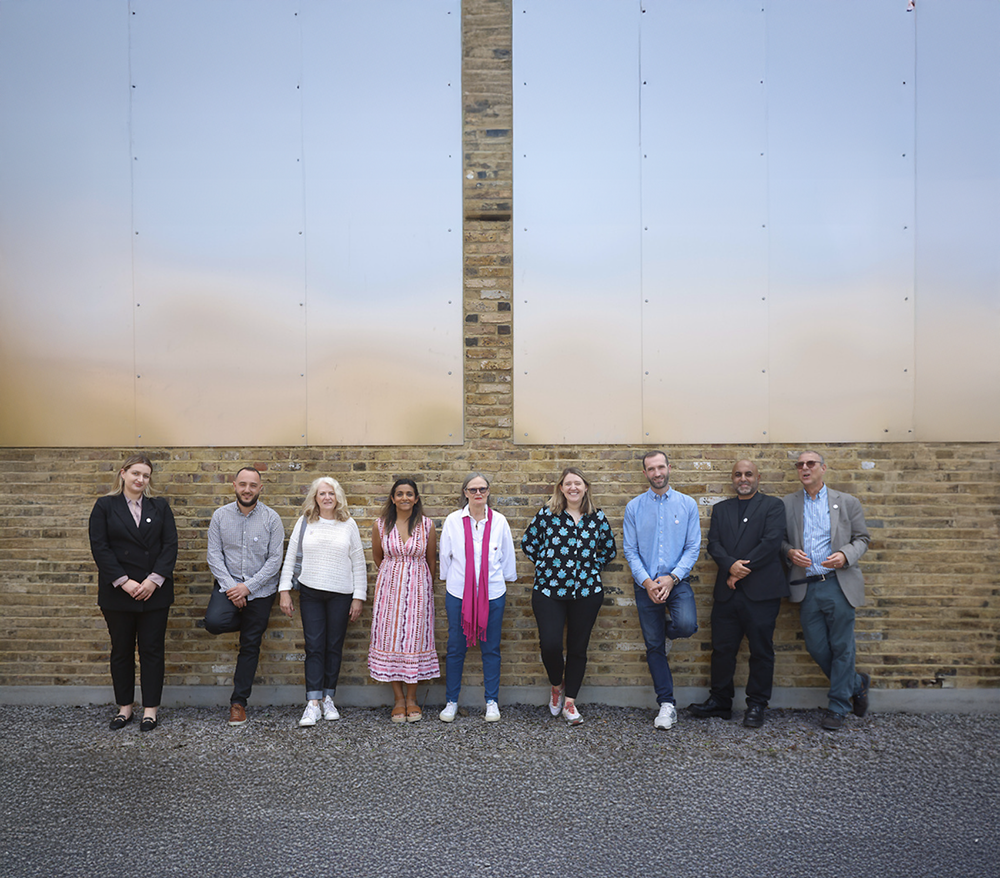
[799,574,864,716]
[444,592,505,703]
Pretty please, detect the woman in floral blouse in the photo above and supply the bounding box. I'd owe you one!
[520,467,617,725]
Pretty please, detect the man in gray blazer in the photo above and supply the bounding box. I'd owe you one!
[782,451,871,730]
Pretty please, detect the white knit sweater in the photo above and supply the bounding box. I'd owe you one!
[278,516,367,600]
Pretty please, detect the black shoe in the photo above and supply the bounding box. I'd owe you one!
[140,717,158,732]
[852,672,871,718]
[743,704,765,728]
[109,714,133,731]
[820,709,844,731]
[688,696,732,720]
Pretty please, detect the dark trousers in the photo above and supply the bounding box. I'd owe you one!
[204,583,275,706]
[709,590,782,709]
[531,590,603,699]
[299,585,352,700]
[102,607,170,708]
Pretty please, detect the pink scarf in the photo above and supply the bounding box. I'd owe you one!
[462,508,492,645]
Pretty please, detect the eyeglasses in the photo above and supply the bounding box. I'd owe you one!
[466,486,489,494]
[795,460,821,470]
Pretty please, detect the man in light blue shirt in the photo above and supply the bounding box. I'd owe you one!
[623,450,700,730]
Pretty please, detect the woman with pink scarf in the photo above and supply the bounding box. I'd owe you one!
[437,473,517,723]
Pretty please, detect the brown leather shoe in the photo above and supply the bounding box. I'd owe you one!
[228,703,247,726]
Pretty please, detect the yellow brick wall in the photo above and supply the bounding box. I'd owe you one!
[0,1,997,696]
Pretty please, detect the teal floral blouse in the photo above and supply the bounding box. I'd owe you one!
[520,507,617,600]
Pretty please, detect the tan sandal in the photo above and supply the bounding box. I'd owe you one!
[391,704,407,724]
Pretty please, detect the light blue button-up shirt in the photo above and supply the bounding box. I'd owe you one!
[623,487,701,587]
[802,485,833,576]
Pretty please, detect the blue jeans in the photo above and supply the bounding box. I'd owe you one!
[633,580,698,704]
[299,585,352,701]
[799,574,863,716]
[445,592,506,702]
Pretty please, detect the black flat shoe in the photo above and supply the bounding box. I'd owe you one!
[140,717,158,732]
[109,714,133,731]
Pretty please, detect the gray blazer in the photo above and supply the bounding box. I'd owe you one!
[781,488,870,608]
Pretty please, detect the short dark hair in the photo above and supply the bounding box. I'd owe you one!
[642,450,669,468]
[234,466,262,481]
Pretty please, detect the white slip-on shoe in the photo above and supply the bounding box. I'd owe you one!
[322,696,340,721]
[439,701,459,723]
[299,702,322,727]
[485,701,501,722]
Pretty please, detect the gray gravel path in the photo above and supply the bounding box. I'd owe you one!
[1,703,996,878]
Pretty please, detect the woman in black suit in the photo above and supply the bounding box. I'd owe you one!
[89,453,177,731]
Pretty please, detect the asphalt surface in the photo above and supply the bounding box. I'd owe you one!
[1,703,996,878]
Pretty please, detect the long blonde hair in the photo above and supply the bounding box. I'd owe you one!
[547,467,595,516]
[301,477,350,523]
[107,454,154,497]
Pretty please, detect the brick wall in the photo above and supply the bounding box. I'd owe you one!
[0,1,997,699]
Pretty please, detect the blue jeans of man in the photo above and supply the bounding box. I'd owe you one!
[299,585,352,701]
[204,581,276,706]
[634,579,698,705]
[445,592,505,703]
[799,574,863,717]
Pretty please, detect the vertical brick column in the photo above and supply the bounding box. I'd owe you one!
[462,0,513,444]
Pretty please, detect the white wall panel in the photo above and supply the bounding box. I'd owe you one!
[513,0,643,444]
[640,0,769,444]
[0,0,134,445]
[765,0,916,443]
[914,0,1000,441]
[301,0,462,445]
[129,0,307,445]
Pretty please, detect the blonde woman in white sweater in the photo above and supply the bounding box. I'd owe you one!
[279,477,367,726]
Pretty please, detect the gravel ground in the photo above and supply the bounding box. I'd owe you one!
[1,703,996,878]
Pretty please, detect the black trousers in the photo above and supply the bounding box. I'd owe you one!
[531,590,604,699]
[102,607,170,708]
[709,590,782,709]
[204,583,276,706]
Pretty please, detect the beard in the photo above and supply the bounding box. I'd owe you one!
[236,493,260,509]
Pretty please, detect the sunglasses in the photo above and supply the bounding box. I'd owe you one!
[795,460,822,470]
[466,486,489,494]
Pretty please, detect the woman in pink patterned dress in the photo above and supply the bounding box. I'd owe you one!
[368,478,440,722]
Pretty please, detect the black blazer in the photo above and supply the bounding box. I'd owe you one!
[89,494,177,613]
[706,492,788,603]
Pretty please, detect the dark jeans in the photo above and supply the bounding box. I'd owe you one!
[102,607,170,708]
[633,580,698,705]
[531,590,604,699]
[299,585,353,700]
[709,590,781,709]
[204,582,275,706]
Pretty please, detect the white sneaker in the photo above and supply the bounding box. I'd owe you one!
[299,702,321,727]
[485,700,501,722]
[562,702,583,725]
[549,685,565,717]
[654,702,677,730]
[439,701,459,723]
[322,696,340,721]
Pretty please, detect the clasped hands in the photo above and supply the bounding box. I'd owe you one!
[124,578,157,601]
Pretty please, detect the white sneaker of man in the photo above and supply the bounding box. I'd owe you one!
[654,702,677,730]
[484,700,501,722]
[322,696,340,721]
[439,701,459,723]
[299,702,322,727]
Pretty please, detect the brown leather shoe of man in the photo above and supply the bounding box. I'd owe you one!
[228,703,247,726]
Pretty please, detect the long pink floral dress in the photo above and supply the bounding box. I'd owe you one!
[368,516,440,683]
